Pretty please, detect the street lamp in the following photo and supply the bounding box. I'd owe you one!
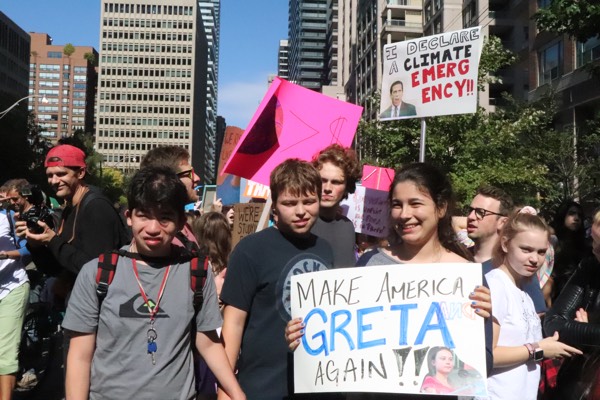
[0,95,49,120]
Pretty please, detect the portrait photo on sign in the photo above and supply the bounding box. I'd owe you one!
[380,26,484,120]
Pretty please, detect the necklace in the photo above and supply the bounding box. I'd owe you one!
[131,259,171,365]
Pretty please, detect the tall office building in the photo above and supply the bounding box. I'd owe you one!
[277,39,289,79]
[29,33,98,141]
[288,0,328,91]
[96,0,214,181]
[198,0,220,182]
[0,11,29,105]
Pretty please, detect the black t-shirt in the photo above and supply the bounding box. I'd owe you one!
[311,215,357,268]
[221,227,334,400]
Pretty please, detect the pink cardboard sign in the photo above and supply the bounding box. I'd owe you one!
[222,77,363,185]
[361,165,395,192]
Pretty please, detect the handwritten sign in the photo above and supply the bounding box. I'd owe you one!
[380,27,483,120]
[291,263,487,396]
[232,203,266,247]
[216,126,243,205]
[340,185,389,238]
[222,77,362,185]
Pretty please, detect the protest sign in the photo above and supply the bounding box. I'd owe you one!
[291,263,487,396]
[362,165,395,192]
[340,185,389,238]
[380,27,483,120]
[242,180,271,200]
[232,203,267,247]
[216,126,243,205]
[201,185,217,213]
[222,77,362,185]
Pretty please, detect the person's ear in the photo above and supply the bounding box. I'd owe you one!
[77,167,86,180]
[500,236,509,254]
[437,202,448,219]
[125,209,133,227]
[497,216,508,233]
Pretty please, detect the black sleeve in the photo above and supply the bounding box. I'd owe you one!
[544,258,600,347]
[47,198,124,274]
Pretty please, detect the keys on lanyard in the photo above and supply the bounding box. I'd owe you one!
[147,325,158,365]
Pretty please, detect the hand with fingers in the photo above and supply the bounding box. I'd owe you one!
[539,331,583,360]
[469,285,492,319]
[575,308,589,323]
[285,317,305,352]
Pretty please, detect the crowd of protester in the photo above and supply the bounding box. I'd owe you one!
[0,142,598,400]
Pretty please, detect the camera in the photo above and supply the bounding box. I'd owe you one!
[19,186,55,234]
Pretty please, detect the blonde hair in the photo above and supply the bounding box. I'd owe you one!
[493,210,550,263]
[593,208,600,225]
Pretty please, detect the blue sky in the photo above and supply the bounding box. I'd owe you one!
[1,1,288,129]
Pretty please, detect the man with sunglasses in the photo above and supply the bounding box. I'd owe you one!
[466,186,546,312]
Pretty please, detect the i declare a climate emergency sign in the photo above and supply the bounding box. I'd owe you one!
[380,27,484,119]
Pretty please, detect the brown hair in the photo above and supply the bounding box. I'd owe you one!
[312,144,361,198]
[476,186,513,216]
[493,210,551,263]
[140,145,190,173]
[270,159,322,204]
[191,212,232,274]
[3,179,30,194]
[388,163,472,260]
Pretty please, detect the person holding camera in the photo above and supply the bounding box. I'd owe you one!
[0,179,41,265]
[16,144,129,285]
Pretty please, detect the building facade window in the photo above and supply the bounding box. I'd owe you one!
[538,42,562,85]
[577,37,600,68]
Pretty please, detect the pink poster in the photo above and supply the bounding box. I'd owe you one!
[222,77,363,185]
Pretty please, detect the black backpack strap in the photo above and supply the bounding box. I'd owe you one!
[190,256,209,316]
[96,251,120,307]
[175,230,200,256]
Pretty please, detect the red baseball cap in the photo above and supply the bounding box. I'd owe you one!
[44,145,86,168]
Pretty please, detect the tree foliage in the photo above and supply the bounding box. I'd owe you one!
[63,43,75,57]
[534,0,600,43]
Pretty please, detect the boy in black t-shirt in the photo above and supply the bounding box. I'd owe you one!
[220,159,334,400]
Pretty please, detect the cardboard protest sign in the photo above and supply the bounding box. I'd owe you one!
[222,77,362,185]
[216,126,243,205]
[231,203,267,247]
[340,185,389,238]
[362,165,395,192]
[291,263,487,396]
[380,27,483,120]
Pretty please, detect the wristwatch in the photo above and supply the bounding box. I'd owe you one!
[525,342,544,362]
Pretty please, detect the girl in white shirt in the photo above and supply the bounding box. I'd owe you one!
[486,210,582,400]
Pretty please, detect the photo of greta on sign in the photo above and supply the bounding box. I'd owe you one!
[380,26,484,120]
[420,346,485,396]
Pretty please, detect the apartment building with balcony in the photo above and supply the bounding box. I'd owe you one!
[462,0,530,110]
[288,0,328,91]
[96,0,215,182]
[28,33,97,141]
[346,0,423,118]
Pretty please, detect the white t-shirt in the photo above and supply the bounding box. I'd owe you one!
[485,268,542,400]
[0,212,27,300]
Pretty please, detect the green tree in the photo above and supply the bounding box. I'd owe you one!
[83,52,96,65]
[63,43,75,57]
[534,0,600,42]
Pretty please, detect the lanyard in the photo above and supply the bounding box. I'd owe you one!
[131,259,171,322]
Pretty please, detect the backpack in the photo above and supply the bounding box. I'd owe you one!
[94,244,210,315]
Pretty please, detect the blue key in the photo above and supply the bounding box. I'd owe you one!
[147,341,157,353]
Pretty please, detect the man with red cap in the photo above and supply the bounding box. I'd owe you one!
[16,144,129,280]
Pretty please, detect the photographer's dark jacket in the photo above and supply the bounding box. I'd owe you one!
[28,186,129,277]
[544,255,600,347]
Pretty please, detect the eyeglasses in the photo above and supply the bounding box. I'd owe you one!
[177,168,195,181]
[467,206,506,220]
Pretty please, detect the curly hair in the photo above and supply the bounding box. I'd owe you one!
[312,144,361,198]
